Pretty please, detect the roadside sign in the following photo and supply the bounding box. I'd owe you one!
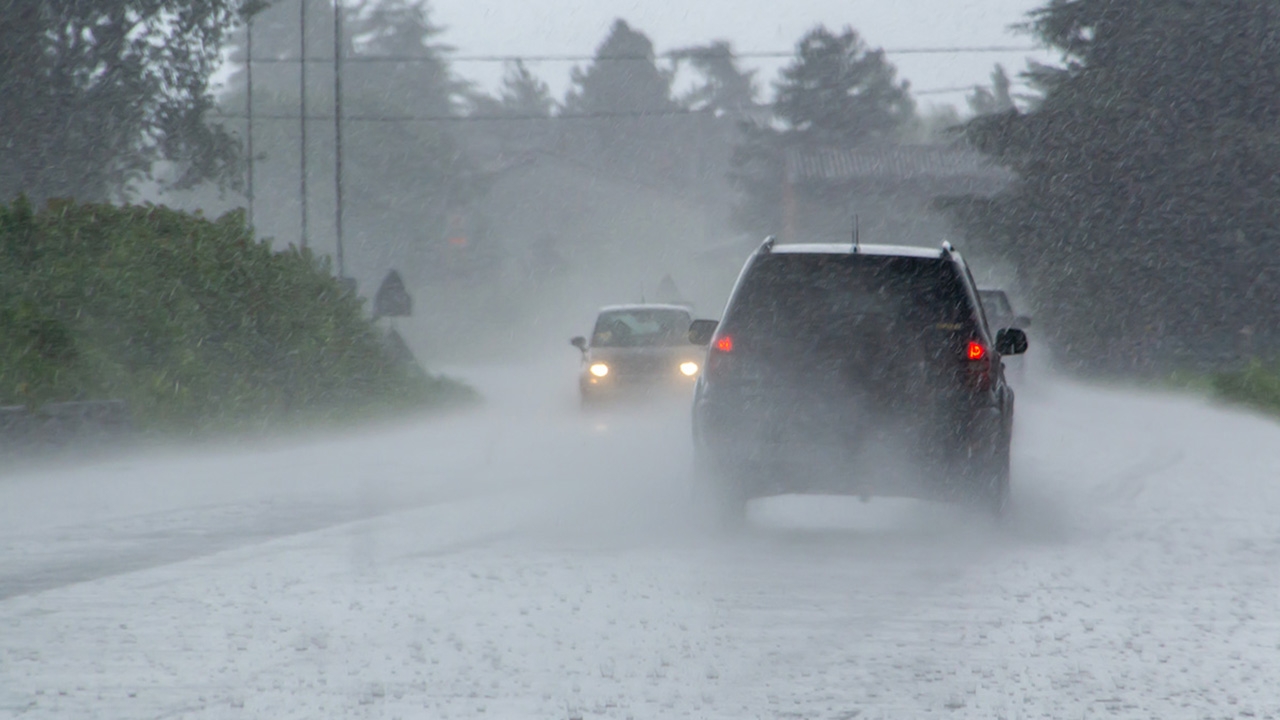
[374,269,412,318]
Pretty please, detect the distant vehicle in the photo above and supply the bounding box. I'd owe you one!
[571,304,704,407]
[689,239,1028,523]
[977,289,1031,334]
[978,289,1032,383]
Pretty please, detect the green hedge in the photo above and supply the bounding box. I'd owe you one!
[1211,360,1280,417]
[0,197,471,431]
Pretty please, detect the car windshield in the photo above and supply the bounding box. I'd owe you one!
[722,254,974,345]
[591,309,691,348]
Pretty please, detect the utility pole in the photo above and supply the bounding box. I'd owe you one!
[299,0,308,249]
[246,12,255,229]
[333,0,345,280]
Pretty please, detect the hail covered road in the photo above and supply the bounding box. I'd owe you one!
[1,360,1278,719]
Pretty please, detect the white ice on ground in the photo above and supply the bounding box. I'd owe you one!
[1,364,1279,719]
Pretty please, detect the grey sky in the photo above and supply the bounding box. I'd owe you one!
[431,0,1056,111]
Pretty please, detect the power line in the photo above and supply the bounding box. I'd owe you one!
[245,45,1042,65]
[214,108,720,123]
[213,92,1011,123]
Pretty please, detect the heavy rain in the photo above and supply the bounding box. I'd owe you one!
[2,1,1279,718]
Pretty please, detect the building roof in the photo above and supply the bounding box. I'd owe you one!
[785,144,1014,186]
[597,303,694,314]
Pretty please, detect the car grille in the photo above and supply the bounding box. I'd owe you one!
[609,354,674,378]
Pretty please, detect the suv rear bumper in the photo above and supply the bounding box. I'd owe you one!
[693,393,1005,500]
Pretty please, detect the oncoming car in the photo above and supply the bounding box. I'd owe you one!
[571,304,704,406]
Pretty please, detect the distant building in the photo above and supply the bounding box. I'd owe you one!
[781,143,1014,246]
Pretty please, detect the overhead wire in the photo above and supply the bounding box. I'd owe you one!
[213,108,728,123]
[221,45,1039,124]
[245,45,1042,64]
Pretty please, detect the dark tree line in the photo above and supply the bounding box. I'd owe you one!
[942,0,1280,372]
[0,1,251,203]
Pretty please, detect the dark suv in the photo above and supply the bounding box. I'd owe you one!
[689,238,1028,521]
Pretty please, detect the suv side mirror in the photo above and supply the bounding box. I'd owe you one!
[570,336,587,351]
[996,328,1028,356]
[1014,315,1032,328]
[688,319,719,346]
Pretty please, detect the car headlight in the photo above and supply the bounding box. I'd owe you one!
[589,363,609,378]
[679,361,699,377]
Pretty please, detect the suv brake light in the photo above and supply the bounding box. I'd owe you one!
[964,339,993,391]
[706,334,734,377]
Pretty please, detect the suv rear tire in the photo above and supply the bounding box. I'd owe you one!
[970,438,1011,518]
[692,451,748,531]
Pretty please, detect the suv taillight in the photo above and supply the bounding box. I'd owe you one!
[706,334,734,376]
[965,339,993,391]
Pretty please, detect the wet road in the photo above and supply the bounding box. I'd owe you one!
[2,363,1279,718]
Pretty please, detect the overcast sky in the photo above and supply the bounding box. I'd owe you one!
[431,0,1057,112]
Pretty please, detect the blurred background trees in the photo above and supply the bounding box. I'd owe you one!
[0,1,248,203]
[7,0,1279,374]
[943,0,1280,372]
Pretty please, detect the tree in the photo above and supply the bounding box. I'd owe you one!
[561,19,679,173]
[347,0,467,117]
[727,123,788,234]
[945,0,1280,371]
[496,60,555,117]
[773,26,915,146]
[563,19,676,116]
[967,64,1016,116]
[729,25,915,235]
[0,1,248,202]
[209,0,482,288]
[223,0,465,116]
[673,41,758,115]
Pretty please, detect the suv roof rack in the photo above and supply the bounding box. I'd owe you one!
[760,235,777,254]
[940,240,955,257]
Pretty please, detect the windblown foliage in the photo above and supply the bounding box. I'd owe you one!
[943,0,1280,373]
[0,198,470,430]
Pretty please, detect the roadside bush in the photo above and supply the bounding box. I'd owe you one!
[1211,360,1280,417]
[0,196,471,431]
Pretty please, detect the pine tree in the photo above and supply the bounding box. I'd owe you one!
[348,0,467,117]
[563,19,675,116]
[673,41,758,115]
[773,26,915,146]
[498,60,555,117]
[966,65,1015,116]
[729,24,915,234]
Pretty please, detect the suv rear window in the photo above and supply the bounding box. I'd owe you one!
[721,254,975,344]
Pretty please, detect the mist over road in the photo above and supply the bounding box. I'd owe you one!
[2,361,1278,718]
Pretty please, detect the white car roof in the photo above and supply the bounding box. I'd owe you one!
[770,242,948,259]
